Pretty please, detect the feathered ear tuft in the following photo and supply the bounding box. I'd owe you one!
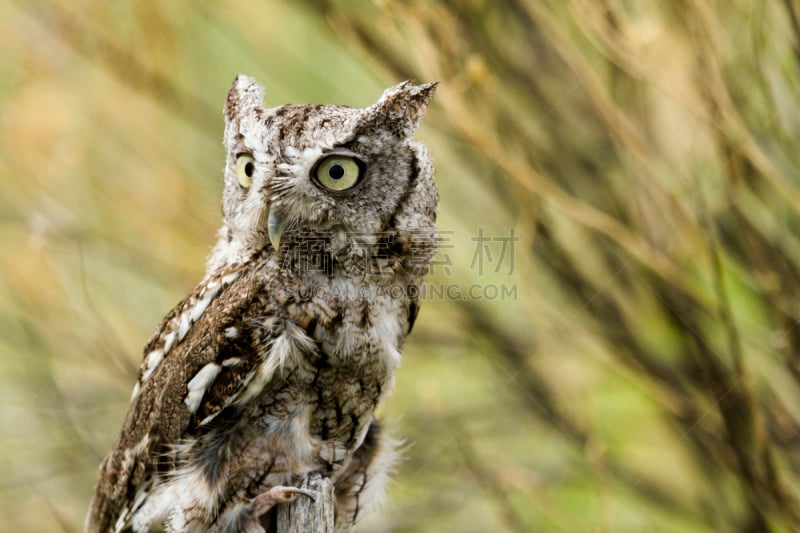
[223,74,265,125]
[363,81,438,139]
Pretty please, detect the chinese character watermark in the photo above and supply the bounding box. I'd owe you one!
[469,228,518,275]
[277,227,519,300]
[429,230,454,276]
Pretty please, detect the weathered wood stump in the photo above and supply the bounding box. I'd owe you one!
[276,474,334,533]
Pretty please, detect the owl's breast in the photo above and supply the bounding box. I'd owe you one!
[280,285,409,460]
[286,277,410,369]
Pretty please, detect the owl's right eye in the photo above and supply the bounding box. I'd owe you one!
[235,154,256,188]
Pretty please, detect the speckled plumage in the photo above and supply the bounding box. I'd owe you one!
[86,75,437,532]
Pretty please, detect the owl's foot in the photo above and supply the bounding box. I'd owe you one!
[241,486,316,533]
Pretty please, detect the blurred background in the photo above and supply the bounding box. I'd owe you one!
[2,1,800,531]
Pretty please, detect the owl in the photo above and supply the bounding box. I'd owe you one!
[85,75,437,532]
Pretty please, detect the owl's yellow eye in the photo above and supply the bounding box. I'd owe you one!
[235,154,256,188]
[313,153,365,192]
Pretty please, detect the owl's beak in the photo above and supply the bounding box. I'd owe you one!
[267,208,288,251]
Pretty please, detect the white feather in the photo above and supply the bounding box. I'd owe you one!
[184,363,222,413]
[178,311,191,341]
[130,381,141,402]
[162,331,177,354]
[141,348,164,382]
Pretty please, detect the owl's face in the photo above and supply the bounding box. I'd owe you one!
[219,75,437,269]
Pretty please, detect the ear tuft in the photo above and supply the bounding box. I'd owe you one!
[224,74,265,124]
[366,81,438,139]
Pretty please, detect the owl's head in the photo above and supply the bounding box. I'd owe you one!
[213,75,437,277]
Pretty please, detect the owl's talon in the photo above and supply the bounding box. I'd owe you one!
[251,485,316,517]
[241,486,317,533]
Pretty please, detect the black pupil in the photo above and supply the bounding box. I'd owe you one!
[244,162,254,177]
[328,164,345,180]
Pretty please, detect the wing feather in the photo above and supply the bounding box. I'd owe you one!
[86,263,284,532]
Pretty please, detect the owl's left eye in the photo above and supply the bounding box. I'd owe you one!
[312,151,365,192]
[235,154,256,189]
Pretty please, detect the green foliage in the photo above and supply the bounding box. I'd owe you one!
[2,0,800,531]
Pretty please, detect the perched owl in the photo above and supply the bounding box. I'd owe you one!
[86,75,437,532]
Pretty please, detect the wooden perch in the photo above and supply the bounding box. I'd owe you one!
[276,474,334,532]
